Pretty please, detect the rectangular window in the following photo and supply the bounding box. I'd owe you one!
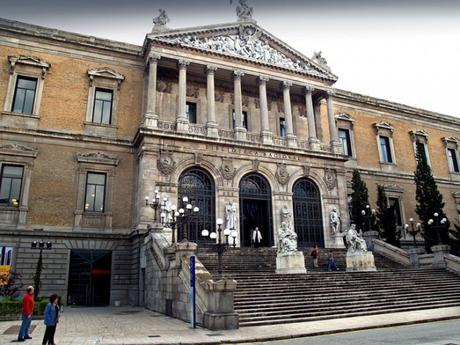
[339,128,352,156]
[12,76,37,114]
[379,136,393,163]
[0,246,13,266]
[416,142,428,162]
[448,148,460,172]
[186,102,197,124]
[84,172,106,213]
[232,110,248,130]
[0,165,24,206]
[279,117,286,137]
[92,88,113,125]
[389,197,402,226]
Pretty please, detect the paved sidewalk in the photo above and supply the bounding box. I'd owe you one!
[0,306,459,345]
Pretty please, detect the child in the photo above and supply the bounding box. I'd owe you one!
[42,294,59,345]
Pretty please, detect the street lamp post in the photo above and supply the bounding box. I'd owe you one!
[145,190,161,221]
[427,212,447,245]
[404,218,422,247]
[31,240,52,300]
[201,218,230,278]
[230,229,238,248]
[153,195,200,245]
[361,205,375,232]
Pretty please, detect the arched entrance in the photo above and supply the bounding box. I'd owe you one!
[239,173,273,247]
[178,167,215,244]
[292,178,324,247]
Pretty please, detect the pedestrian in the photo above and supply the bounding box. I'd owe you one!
[310,244,319,268]
[42,294,59,345]
[17,286,35,342]
[252,227,262,248]
[327,252,339,271]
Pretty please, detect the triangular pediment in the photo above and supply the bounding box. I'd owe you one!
[87,68,125,81]
[149,22,337,82]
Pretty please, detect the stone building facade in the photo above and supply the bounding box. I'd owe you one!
[0,11,460,307]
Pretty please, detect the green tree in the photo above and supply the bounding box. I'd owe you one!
[375,185,400,247]
[450,223,460,256]
[350,169,370,231]
[414,144,449,248]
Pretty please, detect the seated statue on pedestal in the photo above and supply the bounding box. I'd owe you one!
[278,222,298,254]
[345,224,368,254]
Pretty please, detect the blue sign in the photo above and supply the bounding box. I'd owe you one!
[190,255,196,328]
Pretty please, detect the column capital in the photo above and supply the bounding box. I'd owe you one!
[283,80,292,89]
[148,53,161,62]
[206,65,218,73]
[327,89,336,97]
[178,59,190,68]
[233,70,245,78]
[258,75,269,83]
[305,85,315,93]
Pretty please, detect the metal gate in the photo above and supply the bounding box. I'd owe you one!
[293,178,324,247]
[177,168,215,243]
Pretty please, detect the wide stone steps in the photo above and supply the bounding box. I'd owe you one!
[238,301,460,326]
[231,269,460,326]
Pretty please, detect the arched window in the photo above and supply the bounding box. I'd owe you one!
[178,168,215,243]
[293,178,324,247]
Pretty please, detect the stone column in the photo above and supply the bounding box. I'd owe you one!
[206,65,218,138]
[327,90,340,153]
[233,71,247,141]
[282,81,297,148]
[258,76,272,145]
[144,54,160,128]
[176,59,190,132]
[305,85,320,150]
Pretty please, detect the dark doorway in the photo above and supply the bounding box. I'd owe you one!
[239,173,273,247]
[293,178,324,247]
[68,250,112,306]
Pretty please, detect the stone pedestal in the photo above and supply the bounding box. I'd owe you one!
[363,231,379,251]
[206,123,219,138]
[331,233,346,248]
[143,113,158,129]
[203,279,238,330]
[176,119,189,132]
[276,251,307,274]
[234,127,247,141]
[431,244,451,268]
[309,138,321,151]
[260,130,273,145]
[407,247,425,269]
[286,135,297,148]
[346,251,377,272]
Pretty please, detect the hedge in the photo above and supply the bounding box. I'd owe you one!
[0,298,48,317]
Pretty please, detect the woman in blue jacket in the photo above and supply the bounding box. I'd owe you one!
[42,294,59,345]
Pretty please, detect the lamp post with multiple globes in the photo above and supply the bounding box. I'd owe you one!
[145,193,200,244]
[427,212,448,245]
[360,204,375,232]
[404,218,422,247]
[201,218,230,278]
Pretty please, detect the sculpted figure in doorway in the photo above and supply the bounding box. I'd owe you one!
[225,201,237,230]
[329,207,340,234]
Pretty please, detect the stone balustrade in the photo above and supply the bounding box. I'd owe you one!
[445,254,460,275]
[372,239,410,266]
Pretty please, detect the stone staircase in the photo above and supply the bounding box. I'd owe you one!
[197,247,460,327]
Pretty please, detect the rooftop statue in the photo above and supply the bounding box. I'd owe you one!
[152,9,170,29]
[312,51,330,70]
[231,0,254,21]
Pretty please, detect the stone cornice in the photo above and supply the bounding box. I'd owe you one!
[335,89,460,129]
[0,17,142,56]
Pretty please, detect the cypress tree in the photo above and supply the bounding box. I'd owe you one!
[414,144,449,248]
[376,184,400,247]
[350,169,370,231]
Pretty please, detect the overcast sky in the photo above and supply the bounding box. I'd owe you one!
[1,0,459,116]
